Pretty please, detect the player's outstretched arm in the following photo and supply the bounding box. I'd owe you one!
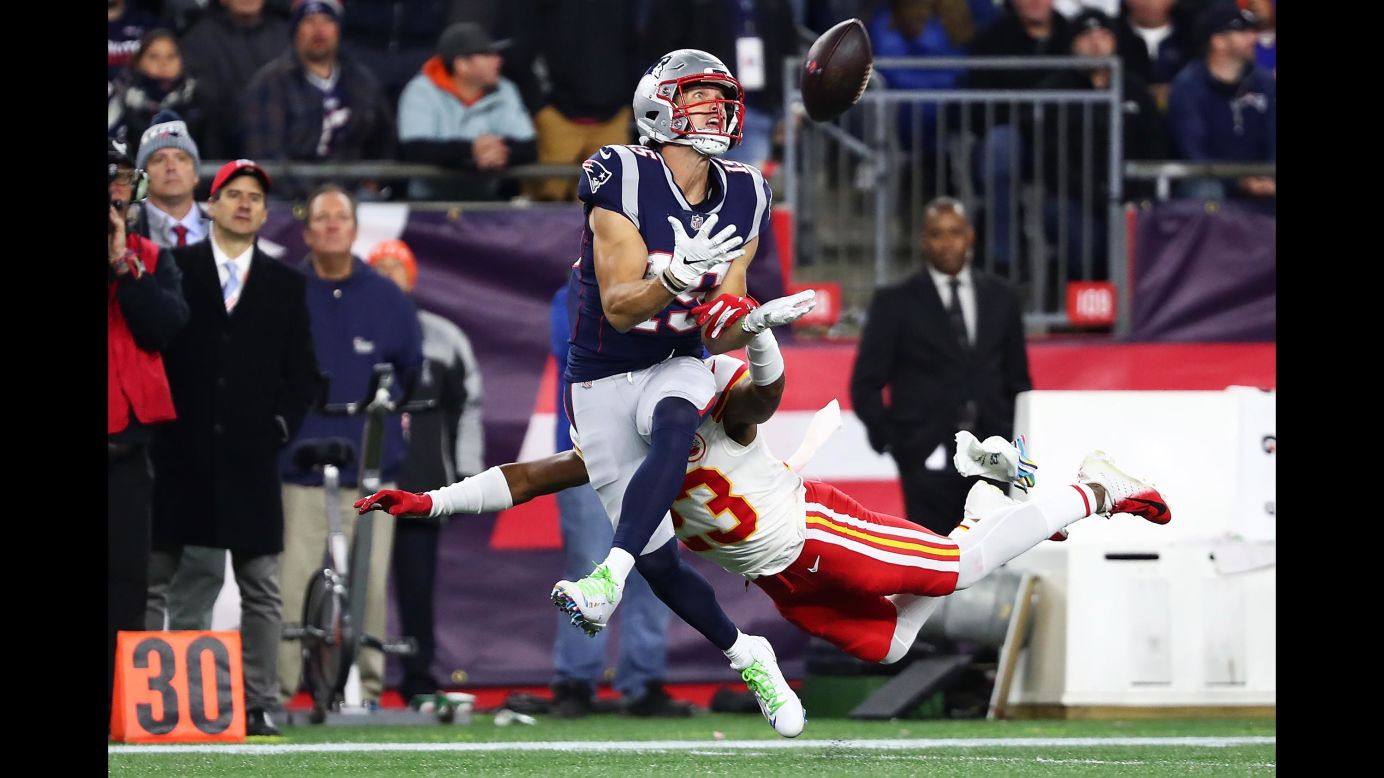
[590,207,676,332]
[701,239,758,353]
[355,451,591,517]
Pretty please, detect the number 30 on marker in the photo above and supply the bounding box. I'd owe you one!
[110,631,247,743]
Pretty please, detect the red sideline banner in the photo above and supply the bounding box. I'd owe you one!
[111,631,246,743]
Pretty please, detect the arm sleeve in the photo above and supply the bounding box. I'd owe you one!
[115,246,190,352]
[1166,80,1209,160]
[274,274,322,445]
[576,146,633,224]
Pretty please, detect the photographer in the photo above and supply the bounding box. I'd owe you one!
[108,138,189,725]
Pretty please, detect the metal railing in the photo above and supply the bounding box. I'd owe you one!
[197,160,581,183]
[1125,160,1276,201]
[783,56,1129,334]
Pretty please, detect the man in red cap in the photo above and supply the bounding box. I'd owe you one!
[149,158,322,737]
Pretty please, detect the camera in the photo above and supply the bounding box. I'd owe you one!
[108,139,149,234]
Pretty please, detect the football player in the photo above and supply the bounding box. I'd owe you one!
[358,300,1171,667]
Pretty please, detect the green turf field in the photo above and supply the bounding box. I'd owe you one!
[109,714,1275,776]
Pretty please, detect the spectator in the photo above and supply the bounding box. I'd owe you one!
[340,0,454,110]
[108,137,189,722]
[1114,0,1194,109]
[868,0,975,197]
[133,111,212,250]
[179,0,291,159]
[365,239,484,705]
[150,160,321,738]
[850,197,1031,535]
[277,185,423,711]
[964,0,1072,270]
[503,0,640,202]
[1167,4,1274,201]
[109,29,208,149]
[641,0,800,169]
[110,0,160,84]
[397,23,537,201]
[243,0,396,198]
[1031,9,1166,281]
[1241,0,1274,76]
[128,111,230,635]
[546,285,695,719]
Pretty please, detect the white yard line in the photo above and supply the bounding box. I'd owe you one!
[111,735,1275,755]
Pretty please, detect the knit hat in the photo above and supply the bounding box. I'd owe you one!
[136,110,201,171]
[367,239,418,289]
[290,0,343,34]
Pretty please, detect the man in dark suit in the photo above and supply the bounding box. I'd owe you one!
[850,197,1032,535]
[150,159,321,737]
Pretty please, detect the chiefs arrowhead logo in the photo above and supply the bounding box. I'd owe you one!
[688,433,707,463]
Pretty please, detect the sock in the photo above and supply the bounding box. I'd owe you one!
[610,397,701,555]
[599,548,635,585]
[882,595,943,664]
[951,484,1095,590]
[722,631,754,670]
[636,540,739,650]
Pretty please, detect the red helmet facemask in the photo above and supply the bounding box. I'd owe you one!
[658,73,745,149]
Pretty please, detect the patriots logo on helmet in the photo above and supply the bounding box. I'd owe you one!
[583,159,612,193]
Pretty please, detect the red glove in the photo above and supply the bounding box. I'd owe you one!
[690,294,759,339]
[354,490,433,518]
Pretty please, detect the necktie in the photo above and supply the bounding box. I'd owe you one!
[172,224,188,247]
[947,277,969,350]
[222,263,241,312]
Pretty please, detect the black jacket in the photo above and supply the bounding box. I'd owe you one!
[850,268,1032,461]
[500,0,642,120]
[178,8,291,159]
[151,240,321,555]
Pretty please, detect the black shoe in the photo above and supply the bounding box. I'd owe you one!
[246,708,281,737]
[622,681,697,717]
[549,679,594,719]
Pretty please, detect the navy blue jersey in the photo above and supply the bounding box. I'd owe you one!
[564,143,773,382]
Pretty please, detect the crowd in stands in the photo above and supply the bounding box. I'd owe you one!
[110,0,1273,206]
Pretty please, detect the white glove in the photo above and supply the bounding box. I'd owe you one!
[660,213,745,294]
[740,289,818,334]
[952,430,1038,492]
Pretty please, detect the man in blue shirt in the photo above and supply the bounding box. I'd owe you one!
[1167,5,1275,201]
[276,183,424,710]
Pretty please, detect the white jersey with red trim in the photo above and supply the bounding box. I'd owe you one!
[670,355,807,578]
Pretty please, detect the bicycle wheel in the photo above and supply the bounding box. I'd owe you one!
[300,567,356,723]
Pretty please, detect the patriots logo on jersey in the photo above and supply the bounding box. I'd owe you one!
[583,159,612,193]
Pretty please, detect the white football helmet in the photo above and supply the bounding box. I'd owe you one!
[633,49,744,158]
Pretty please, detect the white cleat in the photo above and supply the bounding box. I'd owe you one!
[729,635,805,738]
[550,563,623,637]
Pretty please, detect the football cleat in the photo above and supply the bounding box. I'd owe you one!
[730,635,805,738]
[1077,451,1172,525]
[551,564,623,637]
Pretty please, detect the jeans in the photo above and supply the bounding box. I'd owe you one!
[552,484,670,699]
[974,125,1022,270]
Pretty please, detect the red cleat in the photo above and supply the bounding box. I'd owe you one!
[1077,451,1171,525]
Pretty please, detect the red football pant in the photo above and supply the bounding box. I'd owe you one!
[752,481,960,663]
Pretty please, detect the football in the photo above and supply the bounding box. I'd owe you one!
[800,18,874,122]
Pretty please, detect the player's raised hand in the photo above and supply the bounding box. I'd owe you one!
[354,489,433,518]
[739,289,817,334]
[661,213,746,293]
[691,293,759,339]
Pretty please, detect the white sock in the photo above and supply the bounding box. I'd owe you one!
[883,595,943,664]
[723,630,754,669]
[951,484,1095,590]
[600,547,636,586]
